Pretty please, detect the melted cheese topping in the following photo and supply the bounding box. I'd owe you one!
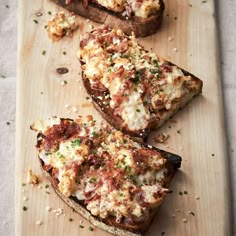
[32,116,170,223]
[79,27,196,132]
[47,11,79,41]
[68,0,161,18]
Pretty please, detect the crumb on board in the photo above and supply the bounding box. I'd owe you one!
[155,133,169,143]
[47,11,79,41]
[27,169,40,185]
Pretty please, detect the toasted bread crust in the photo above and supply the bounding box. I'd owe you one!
[50,0,165,37]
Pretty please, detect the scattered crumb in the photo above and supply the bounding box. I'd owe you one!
[168,36,173,42]
[195,196,200,200]
[61,80,68,86]
[179,146,183,151]
[22,206,27,211]
[38,185,42,189]
[47,11,79,41]
[72,107,78,113]
[173,47,178,52]
[171,214,176,218]
[188,210,195,216]
[79,219,83,224]
[155,133,169,143]
[182,218,187,223]
[27,169,40,185]
[53,208,64,217]
[36,220,42,225]
[23,196,28,201]
[65,104,70,108]
[188,52,192,57]
[86,19,90,22]
[46,206,52,212]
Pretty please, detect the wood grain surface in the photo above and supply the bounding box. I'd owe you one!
[16,0,231,235]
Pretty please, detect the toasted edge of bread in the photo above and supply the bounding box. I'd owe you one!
[50,0,165,37]
[32,118,182,235]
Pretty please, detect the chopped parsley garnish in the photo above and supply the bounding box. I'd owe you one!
[59,154,65,159]
[69,218,73,222]
[71,138,81,147]
[63,51,67,55]
[22,183,26,187]
[85,96,90,100]
[79,225,84,228]
[124,166,131,173]
[119,193,123,197]
[0,75,6,79]
[48,11,52,15]
[136,109,141,112]
[129,174,136,184]
[89,226,94,231]
[184,191,188,195]
[89,177,97,183]
[33,19,38,24]
[179,191,183,195]
[103,41,108,46]
[44,25,48,29]
[123,139,127,144]
[23,206,27,211]
[92,131,99,137]
[45,184,49,188]
[42,50,46,55]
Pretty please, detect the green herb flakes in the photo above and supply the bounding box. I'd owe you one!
[23,206,27,211]
[71,138,81,148]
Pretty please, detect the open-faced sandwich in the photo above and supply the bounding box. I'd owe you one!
[78,26,203,139]
[31,115,181,236]
[50,0,165,37]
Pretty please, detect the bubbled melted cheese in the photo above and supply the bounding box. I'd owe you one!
[32,116,169,222]
[79,28,191,132]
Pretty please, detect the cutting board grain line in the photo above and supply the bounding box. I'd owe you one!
[16,0,231,235]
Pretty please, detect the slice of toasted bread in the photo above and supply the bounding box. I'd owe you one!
[78,26,203,139]
[31,115,181,235]
[50,0,165,37]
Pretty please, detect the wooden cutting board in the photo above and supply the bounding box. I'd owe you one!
[16,0,231,235]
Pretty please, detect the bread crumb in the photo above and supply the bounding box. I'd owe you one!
[61,80,67,86]
[171,214,176,218]
[168,36,173,42]
[89,24,94,29]
[47,12,79,41]
[36,220,42,225]
[27,169,40,185]
[65,104,69,108]
[46,206,52,212]
[173,47,178,52]
[23,196,28,201]
[155,133,169,143]
[72,107,78,113]
[53,208,64,216]
[182,218,187,223]
[195,196,200,200]
[38,185,42,189]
